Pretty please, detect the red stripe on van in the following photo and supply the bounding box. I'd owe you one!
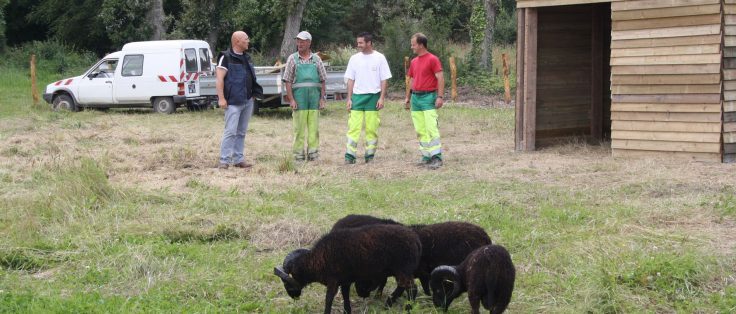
[54,81,62,86]
[168,75,178,82]
[193,73,199,81]
[64,79,73,85]
[158,75,167,82]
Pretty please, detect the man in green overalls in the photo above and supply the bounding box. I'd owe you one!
[344,32,392,164]
[405,33,445,169]
[283,31,327,161]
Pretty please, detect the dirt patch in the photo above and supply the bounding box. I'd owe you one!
[250,219,322,252]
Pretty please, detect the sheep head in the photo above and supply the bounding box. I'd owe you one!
[274,248,309,299]
[430,265,462,311]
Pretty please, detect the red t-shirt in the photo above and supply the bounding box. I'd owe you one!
[408,52,442,92]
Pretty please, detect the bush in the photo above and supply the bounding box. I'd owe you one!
[1,40,98,76]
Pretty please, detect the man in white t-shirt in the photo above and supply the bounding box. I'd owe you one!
[343,32,392,164]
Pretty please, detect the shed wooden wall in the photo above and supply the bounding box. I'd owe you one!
[609,0,722,162]
[725,1,736,162]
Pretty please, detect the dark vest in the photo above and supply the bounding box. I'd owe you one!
[221,49,262,106]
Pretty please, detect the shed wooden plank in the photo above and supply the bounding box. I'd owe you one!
[523,8,538,151]
[612,74,720,85]
[725,112,736,122]
[613,94,720,103]
[611,130,721,142]
[611,34,721,49]
[724,91,736,101]
[725,143,736,154]
[611,139,720,153]
[724,58,736,69]
[726,36,736,47]
[726,122,736,132]
[610,54,720,65]
[517,0,619,8]
[612,149,721,161]
[612,0,719,11]
[611,111,721,122]
[725,101,736,111]
[725,15,736,25]
[724,81,736,91]
[612,64,720,75]
[611,84,721,94]
[724,132,736,143]
[613,14,720,31]
[515,9,525,152]
[612,24,720,41]
[612,120,721,132]
[726,4,736,14]
[612,4,720,20]
[611,44,719,57]
[611,103,721,112]
[726,48,736,57]
[726,26,736,35]
[725,70,736,80]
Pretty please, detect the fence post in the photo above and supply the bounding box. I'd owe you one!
[449,57,457,103]
[31,54,40,105]
[502,53,511,104]
[404,56,411,98]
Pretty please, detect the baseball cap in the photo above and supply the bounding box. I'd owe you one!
[295,31,312,41]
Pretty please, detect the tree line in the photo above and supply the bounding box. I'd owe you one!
[1,0,516,73]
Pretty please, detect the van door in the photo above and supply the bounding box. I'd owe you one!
[114,54,148,103]
[77,59,118,105]
[183,48,199,96]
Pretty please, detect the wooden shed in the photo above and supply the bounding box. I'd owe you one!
[515,0,736,162]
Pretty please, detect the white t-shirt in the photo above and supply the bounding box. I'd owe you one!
[344,51,392,95]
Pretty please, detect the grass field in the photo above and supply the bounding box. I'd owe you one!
[1,67,735,313]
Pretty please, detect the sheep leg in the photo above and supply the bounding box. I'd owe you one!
[468,291,481,314]
[340,283,352,314]
[418,273,431,296]
[324,284,339,314]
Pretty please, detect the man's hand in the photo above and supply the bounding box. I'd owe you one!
[290,100,298,110]
[404,97,410,111]
[319,98,326,110]
[377,97,384,110]
[218,98,228,109]
[435,97,444,109]
[346,98,353,112]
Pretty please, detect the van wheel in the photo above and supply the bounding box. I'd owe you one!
[153,97,176,114]
[52,94,78,112]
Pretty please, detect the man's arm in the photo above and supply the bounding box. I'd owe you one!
[319,62,327,109]
[435,71,445,109]
[346,79,355,112]
[378,79,388,110]
[283,56,298,110]
[216,67,227,109]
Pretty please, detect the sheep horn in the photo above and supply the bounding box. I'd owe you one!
[431,265,462,300]
[274,266,301,289]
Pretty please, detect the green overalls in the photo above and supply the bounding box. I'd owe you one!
[345,93,381,162]
[291,53,322,161]
[411,92,442,162]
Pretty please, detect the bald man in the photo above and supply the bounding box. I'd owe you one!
[216,31,263,170]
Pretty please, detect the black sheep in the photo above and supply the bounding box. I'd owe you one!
[273,224,421,314]
[430,244,516,314]
[330,215,492,299]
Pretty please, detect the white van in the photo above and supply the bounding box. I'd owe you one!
[43,40,216,113]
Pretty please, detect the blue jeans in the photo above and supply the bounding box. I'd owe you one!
[219,98,254,164]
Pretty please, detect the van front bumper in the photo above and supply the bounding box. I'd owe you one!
[43,93,53,104]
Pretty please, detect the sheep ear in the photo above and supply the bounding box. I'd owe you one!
[283,248,309,270]
[431,265,461,298]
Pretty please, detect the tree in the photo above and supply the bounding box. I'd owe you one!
[148,0,166,40]
[480,0,498,70]
[29,0,111,53]
[0,0,8,52]
[278,0,308,61]
[99,0,154,48]
[171,0,237,52]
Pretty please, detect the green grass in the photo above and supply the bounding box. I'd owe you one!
[1,61,735,313]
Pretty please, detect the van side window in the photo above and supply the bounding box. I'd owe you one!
[199,48,211,72]
[185,48,197,73]
[122,55,144,77]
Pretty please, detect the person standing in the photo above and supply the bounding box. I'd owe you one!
[404,33,444,169]
[344,32,392,164]
[283,31,328,162]
[216,31,263,170]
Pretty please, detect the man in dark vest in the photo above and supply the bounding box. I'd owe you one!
[216,31,263,170]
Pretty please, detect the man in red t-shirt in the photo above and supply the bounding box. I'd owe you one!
[404,33,445,169]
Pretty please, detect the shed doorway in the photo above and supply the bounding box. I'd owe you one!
[515,3,612,150]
